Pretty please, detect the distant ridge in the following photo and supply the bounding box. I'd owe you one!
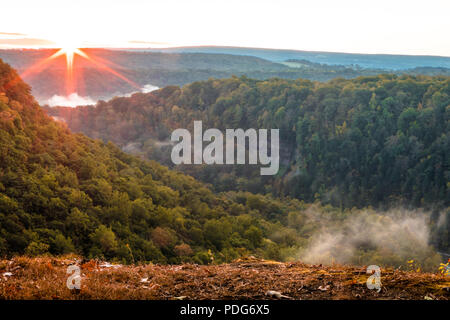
[130,46,450,70]
[1,48,449,102]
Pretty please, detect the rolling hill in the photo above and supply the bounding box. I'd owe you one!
[144,46,450,70]
[1,49,449,103]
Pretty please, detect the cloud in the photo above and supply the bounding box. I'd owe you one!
[128,40,169,46]
[141,84,159,93]
[120,83,159,98]
[0,32,27,36]
[42,84,158,108]
[0,38,56,47]
[46,93,96,107]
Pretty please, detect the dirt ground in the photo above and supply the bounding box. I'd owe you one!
[0,256,449,300]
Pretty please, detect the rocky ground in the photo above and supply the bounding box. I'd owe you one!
[0,256,449,300]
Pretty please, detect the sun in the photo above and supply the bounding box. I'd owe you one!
[51,37,86,66]
[60,46,76,65]
[47,43,88,95]
[18,38,139,97]
[53,38,86,63]
[57,46,86,70]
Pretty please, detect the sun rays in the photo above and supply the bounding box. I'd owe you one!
[19,46,139,96]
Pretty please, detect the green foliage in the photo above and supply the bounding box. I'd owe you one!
[90,225,118,257]
[25,241,50,256]
[47,75,449,211]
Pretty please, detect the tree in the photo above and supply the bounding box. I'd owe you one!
[90,225,118,256]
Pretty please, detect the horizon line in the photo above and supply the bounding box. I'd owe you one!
[0,45,449,59]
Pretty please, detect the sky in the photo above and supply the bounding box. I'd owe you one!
[1,0,449,56]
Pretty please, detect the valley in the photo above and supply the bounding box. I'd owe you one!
[0,55,448,297]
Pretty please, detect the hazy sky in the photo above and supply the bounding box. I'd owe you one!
[1,0,449,56]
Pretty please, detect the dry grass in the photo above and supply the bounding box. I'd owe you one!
[0,256,448,300]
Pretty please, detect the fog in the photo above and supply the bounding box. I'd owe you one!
[45,84,159,107]
[46,93,96,107]
[298,208,442,270]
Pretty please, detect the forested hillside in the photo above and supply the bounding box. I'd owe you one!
[46,75,450,210]
[0,58,322,265]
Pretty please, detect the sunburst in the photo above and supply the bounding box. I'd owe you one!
[18,43,139,96]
